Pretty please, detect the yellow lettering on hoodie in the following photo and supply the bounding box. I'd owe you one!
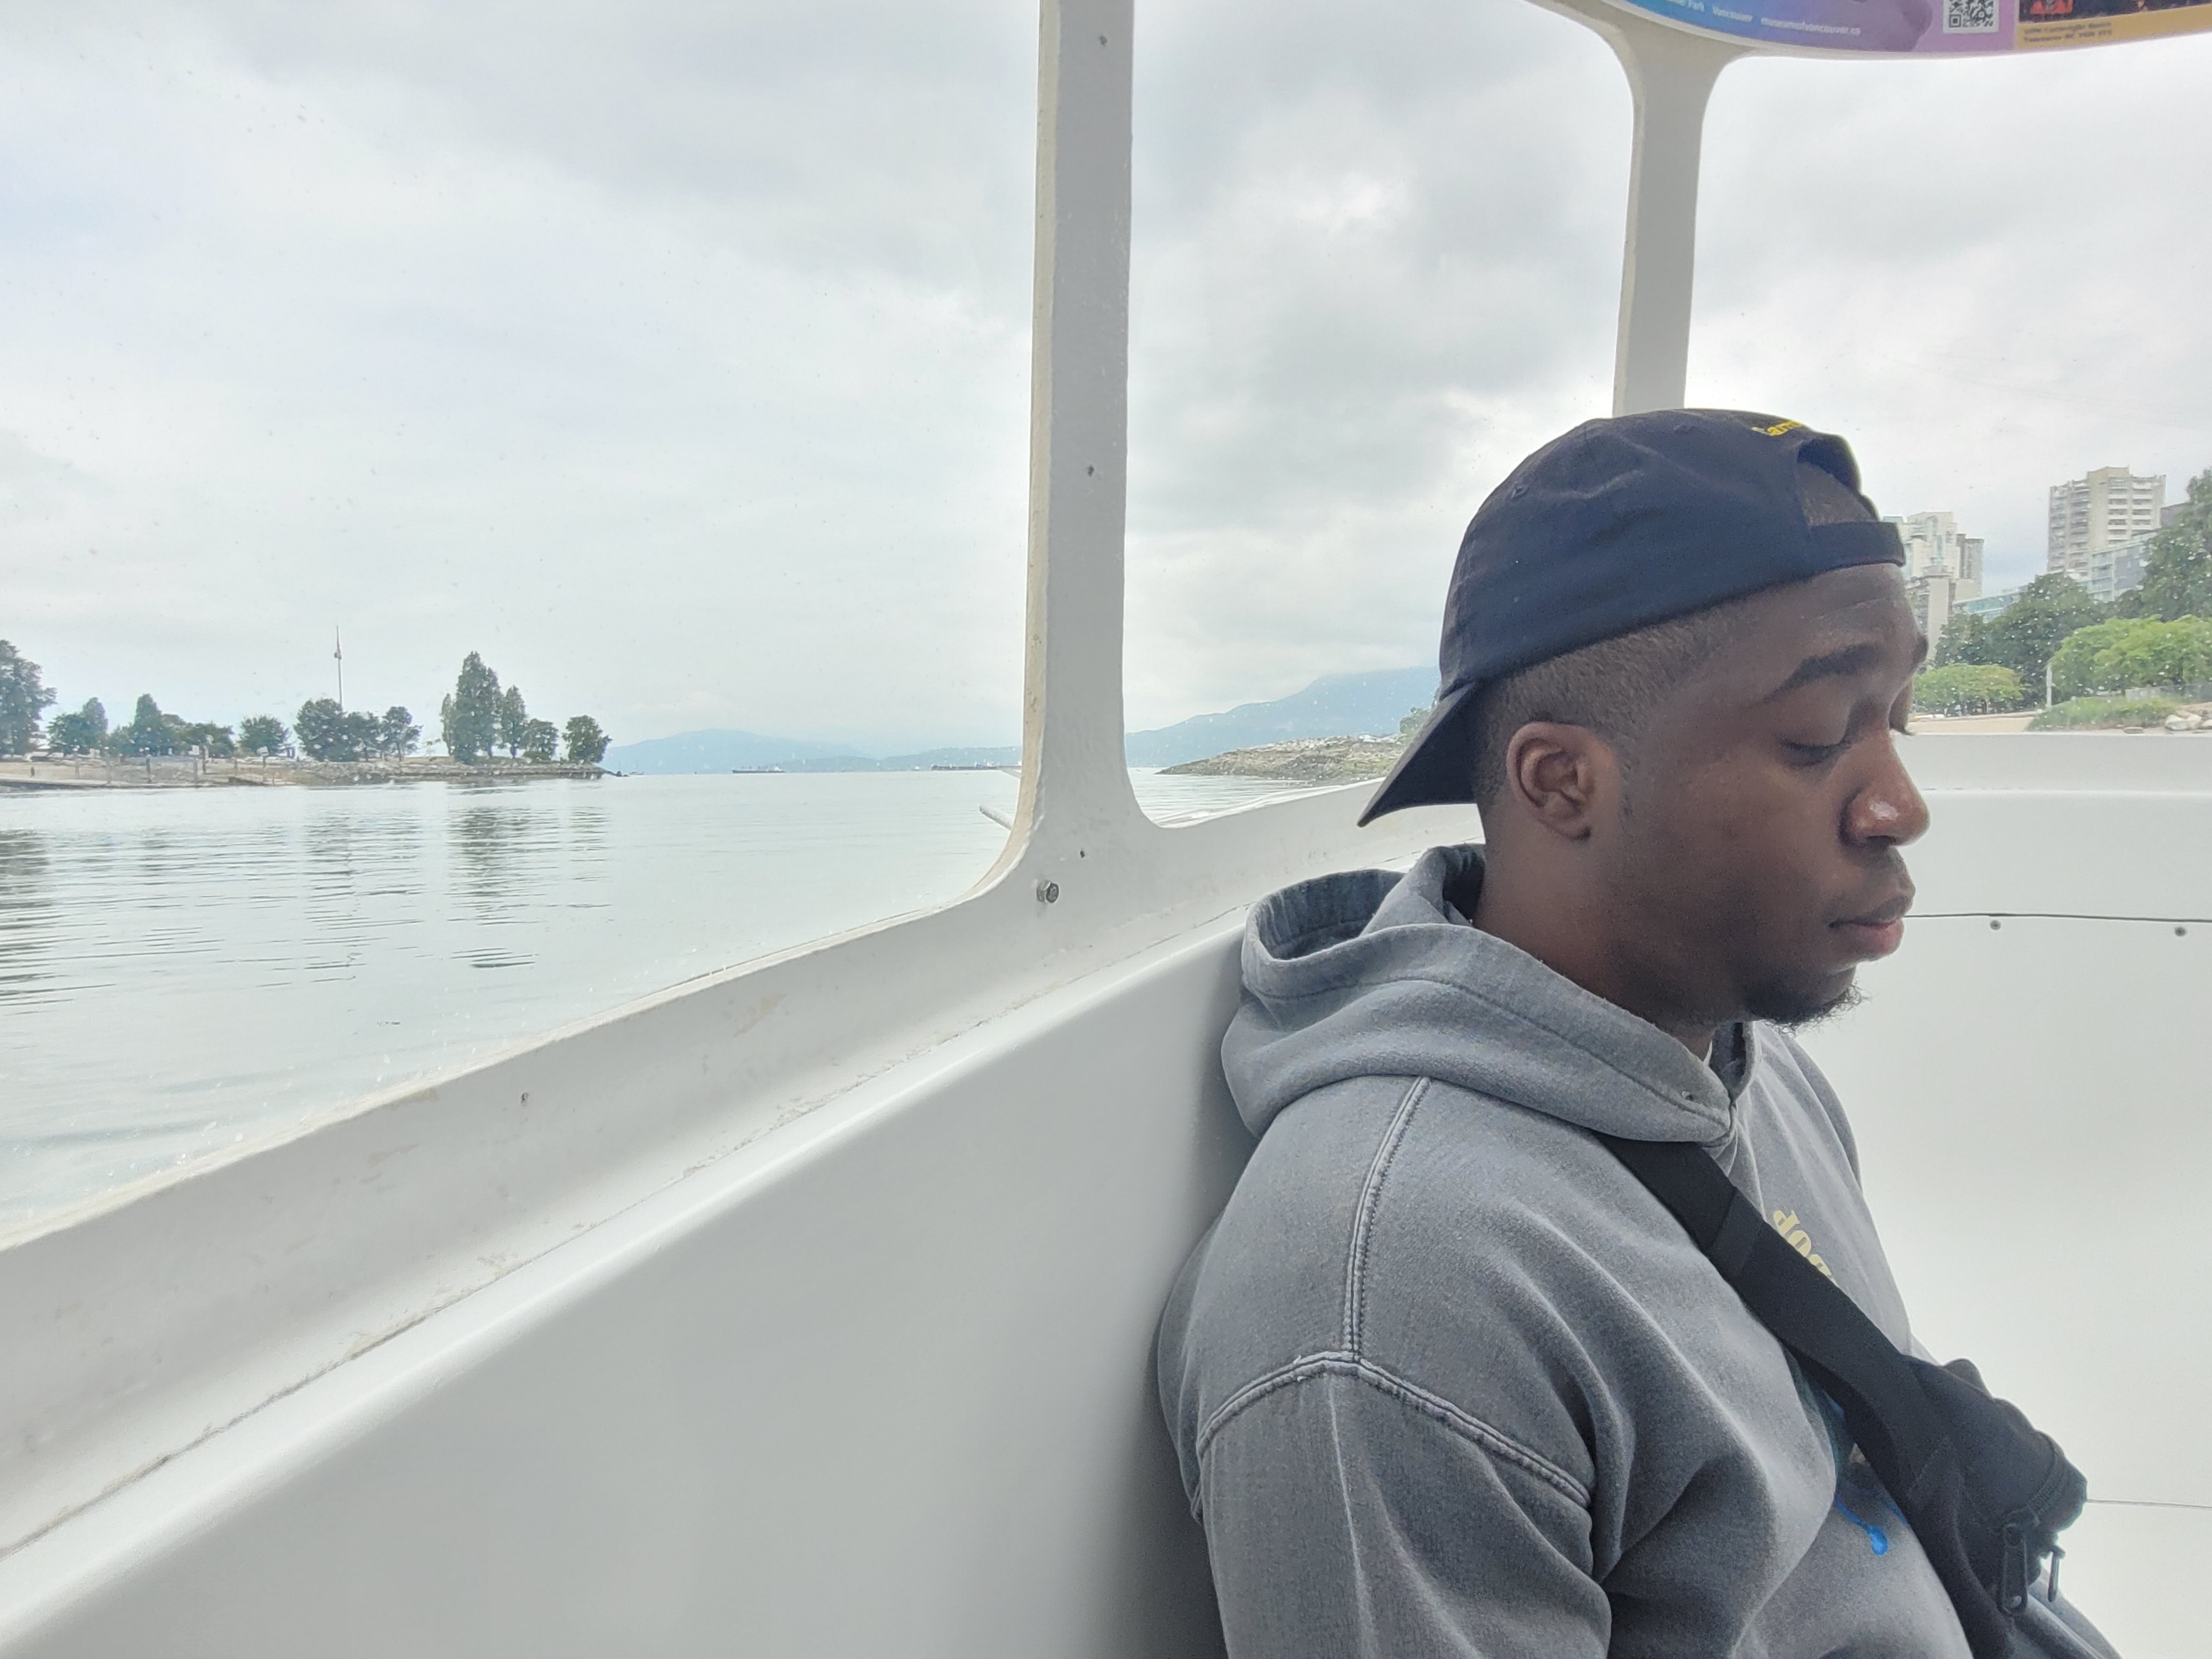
[1772,1208,1834,1279]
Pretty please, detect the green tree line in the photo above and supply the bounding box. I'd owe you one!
[1919,465,2210,716]
[24,688,244,759]
[0,643,609,766]
[438,652,607,764]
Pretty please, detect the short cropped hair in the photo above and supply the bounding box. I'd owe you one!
[1466,601,1743,809]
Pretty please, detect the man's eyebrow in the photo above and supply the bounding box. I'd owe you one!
[1763,637,1921,701]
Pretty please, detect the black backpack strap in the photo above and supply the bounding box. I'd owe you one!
[1595,1133,2088,1659]
[1594,1138,1944,1515]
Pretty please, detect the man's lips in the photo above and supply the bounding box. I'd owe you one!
[1832,892,1913,960]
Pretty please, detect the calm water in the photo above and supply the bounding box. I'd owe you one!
[0,769,1307,1230]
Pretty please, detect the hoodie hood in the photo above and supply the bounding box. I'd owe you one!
[1223,843,1747,1147]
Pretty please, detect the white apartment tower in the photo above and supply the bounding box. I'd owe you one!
[1887,511,1984,588]
[2048,467,2164,579]
[1884,512,1984,653]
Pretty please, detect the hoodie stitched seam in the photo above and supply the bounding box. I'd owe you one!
[1343,1077,1427,1353]
[1194,1353,1592,1509]
[1254,968,1731,1135]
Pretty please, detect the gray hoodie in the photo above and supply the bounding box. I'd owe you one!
[1159,845,2107,1658]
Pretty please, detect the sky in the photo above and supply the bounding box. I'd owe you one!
[0,0,2206,751]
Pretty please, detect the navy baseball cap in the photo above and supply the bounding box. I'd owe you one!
[1360,409,1904,826]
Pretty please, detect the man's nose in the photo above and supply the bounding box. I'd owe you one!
[1846,735,1930,848]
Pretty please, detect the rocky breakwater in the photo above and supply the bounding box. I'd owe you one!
[1160,734,1405,785]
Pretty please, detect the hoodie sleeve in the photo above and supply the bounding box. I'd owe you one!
[1194,1363,1608,1658]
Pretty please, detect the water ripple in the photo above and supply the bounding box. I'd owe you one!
[0,770,1296,1228]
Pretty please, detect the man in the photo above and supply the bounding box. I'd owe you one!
[1156,413,2112,1656]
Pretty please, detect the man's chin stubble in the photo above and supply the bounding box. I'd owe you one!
[1746,980,1864,1031]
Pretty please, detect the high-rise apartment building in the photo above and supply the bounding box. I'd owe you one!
[2083,538,2151,607]
[1884,512,1983,653]
[1887,511,1984,588]
[2048,467,2164,578]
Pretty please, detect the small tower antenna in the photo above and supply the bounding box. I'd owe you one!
[333,627,345,713]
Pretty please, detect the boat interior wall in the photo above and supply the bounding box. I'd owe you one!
[2,737,2204,1656]
[0,908,1273,1658]
[1790,771,2212,1655]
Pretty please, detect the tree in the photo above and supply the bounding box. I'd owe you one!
[2121,466,2211,623]
[173,719,236,758]
[0,640,57,752]
[2049,615,2212,701]
[297,702,390,761]
[1930,610,1996,670]
[441,653,501,763]
[562,715,610,765]
[497,685,529,759]
[1912,664,2026,716]
[114,693,179,756]
[1980,574,2107,693]
[378,706,420,759]
[519,718,560,762]
[239,714,288,755]
[295,697,354,760]
[1396,706,1431,742]
[47,698,108,754]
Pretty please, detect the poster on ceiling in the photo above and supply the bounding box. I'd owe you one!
[1600,0,2212,51]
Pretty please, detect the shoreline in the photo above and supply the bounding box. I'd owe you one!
[0,757,606,792]
[1159,716,2211,786]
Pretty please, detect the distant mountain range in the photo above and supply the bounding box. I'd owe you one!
[602,666,1438,776]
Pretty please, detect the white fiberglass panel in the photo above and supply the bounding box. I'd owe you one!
[1798,795,2212,1659]
[0,905,1259,1659]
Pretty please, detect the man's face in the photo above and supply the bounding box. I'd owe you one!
[1600,565,1929,1030]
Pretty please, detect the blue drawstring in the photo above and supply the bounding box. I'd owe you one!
[1834,1499,1890,1556]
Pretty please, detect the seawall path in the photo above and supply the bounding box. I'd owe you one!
[0,757,606,791]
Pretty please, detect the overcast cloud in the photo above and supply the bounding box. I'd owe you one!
[0,1,2205,748]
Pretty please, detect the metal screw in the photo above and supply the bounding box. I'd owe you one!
[1037,879,1060,904]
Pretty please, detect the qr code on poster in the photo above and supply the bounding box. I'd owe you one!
[1944,0,1998,31]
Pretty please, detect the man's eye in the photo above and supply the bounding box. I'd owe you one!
[1784,738,1848,764]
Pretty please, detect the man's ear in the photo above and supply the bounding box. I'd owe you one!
[1501,721,1616,843]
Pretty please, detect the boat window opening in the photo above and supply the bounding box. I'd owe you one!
[1693,38,2212,1659]
[0,2,1045,1237]
[1121,0,1628,823]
